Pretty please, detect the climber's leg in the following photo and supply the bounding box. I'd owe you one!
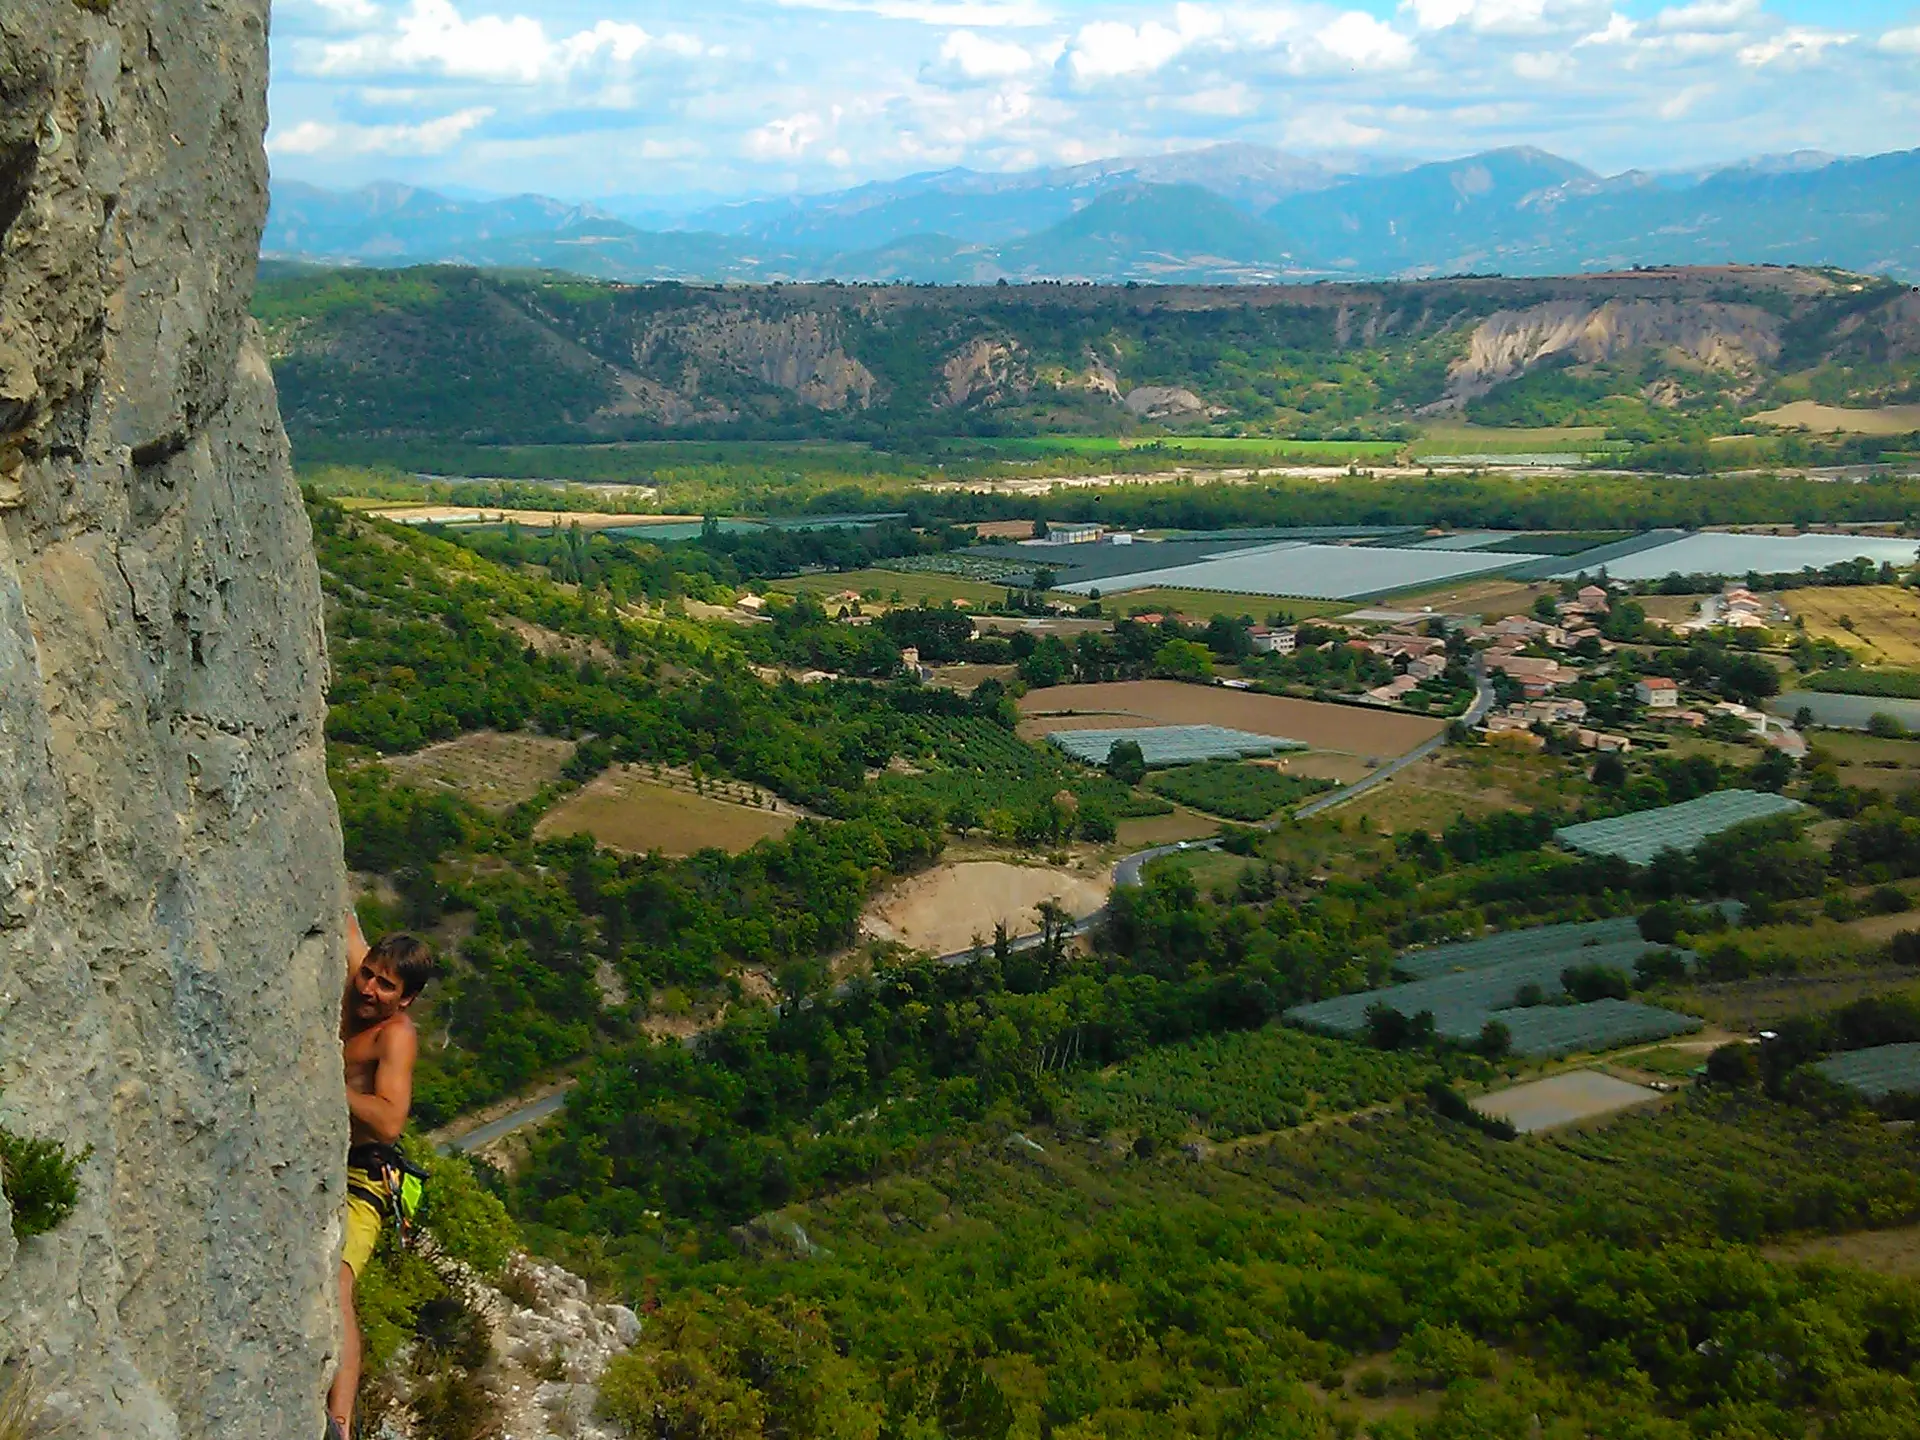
[329,1260,360,1437]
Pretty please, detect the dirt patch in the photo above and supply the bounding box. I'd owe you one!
[968,519,1044,539]
[1018,681,1441,756]
[1474,1070,1666,1134]
[535,765,798,856]
[382,731,575,811]
[1751,401,1920,435]
[1267,751,1378,786]
[1768,1223,1920,1276]
[862,860,1110,955]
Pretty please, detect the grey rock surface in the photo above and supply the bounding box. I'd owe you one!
[0,1,346,1436]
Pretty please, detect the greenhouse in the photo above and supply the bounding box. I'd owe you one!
[1286,947,1651,1044]
[1553,790,1805,866]
[1814,1043,1920,1101]
[1047,725,1306,767]
[1393,917,1647,980]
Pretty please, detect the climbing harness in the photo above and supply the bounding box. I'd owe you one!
[347,1143,429,1248]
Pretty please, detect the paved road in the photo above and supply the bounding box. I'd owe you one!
[442,1087,572,1155]
[443,682,1493,1150]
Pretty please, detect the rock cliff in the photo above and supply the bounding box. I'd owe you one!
[1,2,345,1436]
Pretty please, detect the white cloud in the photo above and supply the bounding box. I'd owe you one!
[1513,50,1568,80]
[1404,0,1568,34]
[267,105,493,156]
[302,0,384,23]
[1654,0,1758,33]
[1067,6,1220,82]
[775,0,1053,26]
[1880,27,1920,56]
[314,0,701,85]
[938,29,1041,79]
[1316,12,1415,70]
[1659,83,1711,119]
[746,110,833,158]
[1738,28,1852,68]
[1575,12,1633,46]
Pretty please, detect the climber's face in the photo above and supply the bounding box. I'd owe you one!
[350,957,409,1023]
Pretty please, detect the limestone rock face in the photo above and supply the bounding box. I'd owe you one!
[0,2,346,1436]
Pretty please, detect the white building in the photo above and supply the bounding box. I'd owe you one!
[1249,626,1297,655]
[1635,677,1680,708]
[1038,522,1104,545]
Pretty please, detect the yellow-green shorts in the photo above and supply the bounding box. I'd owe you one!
[342,1165,385,1279]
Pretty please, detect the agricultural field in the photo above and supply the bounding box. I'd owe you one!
[883,713,1170,826]
[1807,730,1920,790]
[1335,774,1517,835]
[363,504,682,529]
[1783,585,1920,667]
[1018,681,1442,757]
[1472,1070,1666,1135]
[1112,806,1222,848]
[379,730,574,811]
[1147,760,1335,820]
[1750,401,1920,435]
[1100,586,1349,621]
[1059,1024,1437,1142]
[1411,422,1609,457]
[859,860,1108,955]
[767,568,1013,609]
[1392,917,1647,981]
[534,765,798,856]
[1669,966,1920,1032]
[1380,574,1548,620]
[1553,790,1806,865]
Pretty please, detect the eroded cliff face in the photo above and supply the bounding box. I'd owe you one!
[1,2,346,1435]
[1447,298,1786,397]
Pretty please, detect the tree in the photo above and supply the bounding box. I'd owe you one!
[1152,639,1213,681]
[1106,739,1147,786]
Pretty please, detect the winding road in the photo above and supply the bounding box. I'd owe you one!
[444,676,1494,1154]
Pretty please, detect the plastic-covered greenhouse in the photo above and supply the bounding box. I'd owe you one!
[1553,791,1804,865]
[1814,1043,1920,1101]
[1047,725,1305,767]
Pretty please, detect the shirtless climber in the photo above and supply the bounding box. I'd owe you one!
[328,915,435,1440]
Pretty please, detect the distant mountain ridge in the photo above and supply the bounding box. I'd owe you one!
[266,143,1920,283]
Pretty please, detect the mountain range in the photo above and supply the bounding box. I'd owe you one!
[265,144,1920,285]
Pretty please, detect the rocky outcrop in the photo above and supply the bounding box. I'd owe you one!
[1448,298,1785,397]
[937,336,1030,408]
[1,2,345,1437]
[1123,385,1208,419]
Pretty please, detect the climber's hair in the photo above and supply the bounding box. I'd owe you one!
[366,932,435,999]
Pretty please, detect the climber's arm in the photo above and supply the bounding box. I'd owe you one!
[345,910,369,976]
[345,1021,416,1145]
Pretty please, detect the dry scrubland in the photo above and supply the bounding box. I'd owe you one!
[770,568,1012,608]
[1018,680,1442,756]
[1383,575,1549,620]
[1785,586,1920,666]
[535,764,798,855]
[382,730,575,810]
[860,861,1110,955]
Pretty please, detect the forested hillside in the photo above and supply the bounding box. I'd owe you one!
[257,264,1920,447]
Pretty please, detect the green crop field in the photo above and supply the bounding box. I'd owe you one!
[1060,1023,1437,1141]
[1148,760,1335,820]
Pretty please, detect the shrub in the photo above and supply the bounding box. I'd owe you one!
[1105,739,1147,786]
[1705,1042,1761,1088]
[1634,949,1690,989]
[1638,901,1685,945]
[0,1127,88,1240]
[1562,963,1630,1002]
[1867,712,1908,739]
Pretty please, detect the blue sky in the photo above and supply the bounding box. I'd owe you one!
[266,0,1920,203]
